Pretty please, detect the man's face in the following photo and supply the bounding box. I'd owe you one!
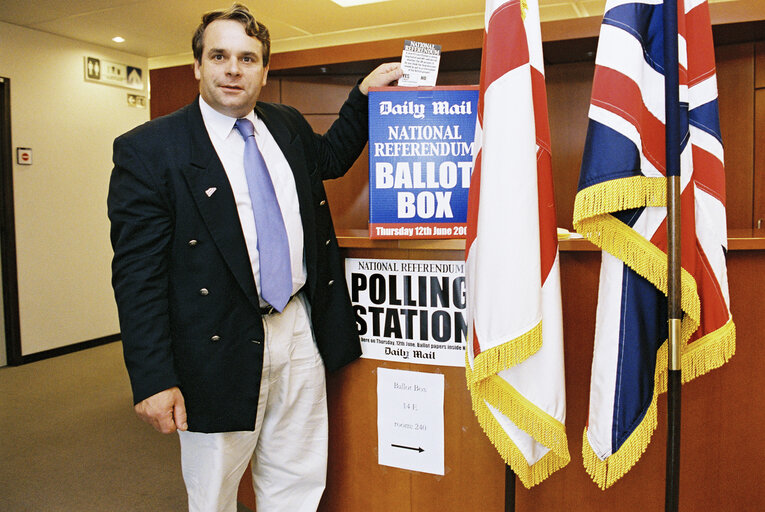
[194,19,269,118]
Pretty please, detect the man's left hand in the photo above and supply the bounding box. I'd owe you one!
[360,63,404,95]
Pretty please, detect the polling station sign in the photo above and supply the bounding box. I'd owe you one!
[368,87,479,239]
[345,258,466,367]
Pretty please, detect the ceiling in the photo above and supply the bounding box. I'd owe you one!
[0,0,743,68]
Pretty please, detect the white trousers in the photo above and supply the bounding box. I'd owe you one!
[178,295,328,512]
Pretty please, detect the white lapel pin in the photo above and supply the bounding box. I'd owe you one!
[205,187,217,197]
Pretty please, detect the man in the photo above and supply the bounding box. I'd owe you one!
[107,4,402,511]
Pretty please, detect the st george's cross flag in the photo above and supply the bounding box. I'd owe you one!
[573,0,736,489]
[465,0,569,488]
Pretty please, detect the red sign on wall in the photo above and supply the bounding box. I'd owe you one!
[16,147,32,165]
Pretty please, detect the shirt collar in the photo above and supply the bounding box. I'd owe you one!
[198,96,257,141]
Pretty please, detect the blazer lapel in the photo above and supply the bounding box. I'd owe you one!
[182,100,261,310]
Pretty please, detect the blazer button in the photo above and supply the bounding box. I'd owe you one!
[211,335,220,342]
[325,239,331,246]
[328,280,335,286]
[319,200,326,206]
[188,239,198,247]
[251,339,262,345]
[199,288,209,296]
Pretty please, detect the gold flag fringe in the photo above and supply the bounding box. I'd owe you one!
[467,320,543,387]
[577,212,701,330]
[574,176,737,489]
[680,317,736,383]
[467,352,570,488]
[573,175,666,224]
[582,343,663,489]
[583,318,735,488]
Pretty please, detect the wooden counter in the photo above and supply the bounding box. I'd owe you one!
[309,232,765,512]
[337,228,765,252]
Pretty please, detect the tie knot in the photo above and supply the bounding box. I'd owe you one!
[235,118,255,139]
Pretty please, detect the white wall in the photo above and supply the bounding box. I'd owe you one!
[0,22,150,356]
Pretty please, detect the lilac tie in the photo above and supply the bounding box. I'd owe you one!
[234,118,292,312]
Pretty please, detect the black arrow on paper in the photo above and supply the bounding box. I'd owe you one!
[391,443,424,453]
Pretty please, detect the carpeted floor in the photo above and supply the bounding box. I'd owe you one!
[0,342,190,511]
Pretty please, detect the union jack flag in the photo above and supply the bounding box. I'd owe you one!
[573,0,736,489]
[465,0,569,488]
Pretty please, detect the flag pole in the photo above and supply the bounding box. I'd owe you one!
[663,0,682,510]
[505,466,515,511]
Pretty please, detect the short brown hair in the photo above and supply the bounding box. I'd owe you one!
[192,3,271,66]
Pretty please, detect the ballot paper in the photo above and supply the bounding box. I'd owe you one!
[399,40,441,87]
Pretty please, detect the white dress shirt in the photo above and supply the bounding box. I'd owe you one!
[199,97,307,306]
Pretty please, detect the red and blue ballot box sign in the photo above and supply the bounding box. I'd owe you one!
[368,86,479,239]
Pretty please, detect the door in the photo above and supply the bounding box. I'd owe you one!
[0,76,21,366]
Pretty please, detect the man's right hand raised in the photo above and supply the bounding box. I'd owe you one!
[134,387,188,433]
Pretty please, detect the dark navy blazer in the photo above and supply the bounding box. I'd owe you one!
[108,87,367,432]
